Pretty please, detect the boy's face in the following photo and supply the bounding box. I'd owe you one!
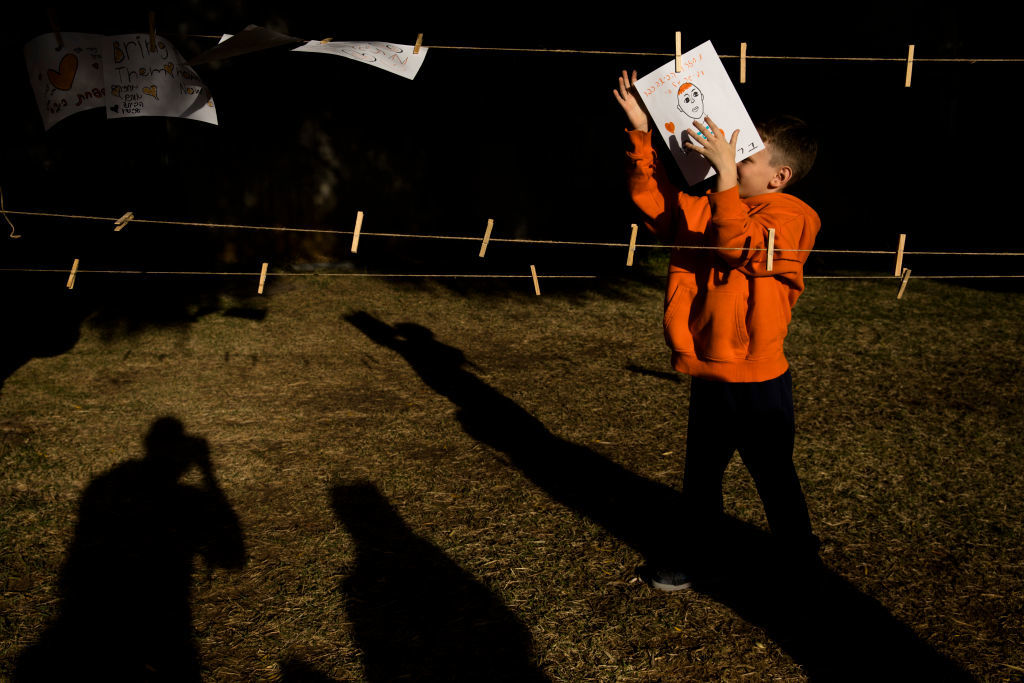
[735,146,785,198]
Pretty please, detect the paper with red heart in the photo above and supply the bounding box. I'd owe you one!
[24,32,106,130]
[634,41,763,186]
[103,34,217,125]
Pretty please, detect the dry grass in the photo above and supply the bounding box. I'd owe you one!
[1,268,1022,681]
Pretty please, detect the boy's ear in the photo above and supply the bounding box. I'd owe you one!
[770,165,793,190]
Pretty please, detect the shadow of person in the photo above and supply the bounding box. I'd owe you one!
[345,312,974,682]
[14,417,246,683]
[331,481,548,682]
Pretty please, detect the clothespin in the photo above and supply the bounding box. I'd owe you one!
[148,11,157,51]
[766,228,775,272]
[113,211,134,231]
[904,45,915,88]
[897,268,912,299]
[530,265,541,296]
[350,211,364,253]
[320,37,333,44]
[66,258,79,289]
[479,218,494,258]
[674,32,682,72]
[1,187,20,239]
[739,42,747,84]
[413,34,423,54]
[894,233,906,276]
[47,8,64,50]
[626,224,638,267]
[258,262,268,294]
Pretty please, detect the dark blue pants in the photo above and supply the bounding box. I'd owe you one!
[683,370,819,561]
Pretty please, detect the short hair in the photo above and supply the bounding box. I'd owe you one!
[756,115,818,187]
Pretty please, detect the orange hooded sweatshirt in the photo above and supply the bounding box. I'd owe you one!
[626,129,821,383]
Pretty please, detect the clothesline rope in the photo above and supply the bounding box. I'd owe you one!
[0,267,594,279]
[185,35,1024,63]
[419,46,1024,63]
[1,267,1022,281]
[4,208,1023,258]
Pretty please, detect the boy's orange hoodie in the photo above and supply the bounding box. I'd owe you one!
[626,129,821,383]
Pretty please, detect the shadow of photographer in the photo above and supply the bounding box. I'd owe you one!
[346,312,974,682]
[15,417,246,682]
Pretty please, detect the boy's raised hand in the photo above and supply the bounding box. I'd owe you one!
[684,116,739,190]
[613,69,651,133]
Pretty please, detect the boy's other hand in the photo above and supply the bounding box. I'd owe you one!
[684,116,739,190]
[613,69,651,133]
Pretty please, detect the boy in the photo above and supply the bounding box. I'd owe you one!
[613,70,821,590]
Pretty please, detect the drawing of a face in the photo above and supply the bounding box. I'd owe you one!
[676,83,704,119]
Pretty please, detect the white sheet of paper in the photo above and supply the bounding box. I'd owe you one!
[103,34,218,125]
[24,33,106,130]
[291,41,427,80]
[635,41,762,186]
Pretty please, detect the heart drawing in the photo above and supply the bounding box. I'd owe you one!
[47,53,78,91]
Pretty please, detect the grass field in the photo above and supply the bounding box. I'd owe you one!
[1,267,1022,681]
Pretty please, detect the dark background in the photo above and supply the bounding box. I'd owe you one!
[2,2,1022,282]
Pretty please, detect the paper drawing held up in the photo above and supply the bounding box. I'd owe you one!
[24,33,106,130]
[635,41,762,186]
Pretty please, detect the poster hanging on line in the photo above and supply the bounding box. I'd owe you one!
[291,41,428,80]
[24,32,106,130]
[103,34,218,125]
[634,40,762,186]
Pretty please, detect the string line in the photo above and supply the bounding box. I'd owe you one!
[422,46,1024,63]
[1,267,1022,281]
[185,34,1024,62]
[0,267,595,279]
[4,209,1023,258]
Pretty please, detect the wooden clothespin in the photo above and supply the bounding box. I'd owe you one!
[766,228,775,272]
[897,268,912,299]
[66,258,79,289]
[258,262,268,294]
[350,211,364,253]
[47,8,64,50]
[674,32,682,72]
[479,218,494,258]
[148,11,157,51]
[413,34,423,54]
[530,265,541,296]
[740,42,748,84]
[113,211,134,231]
[1,186,20,239]
[894,233,906,276]
[905,45,915,88]
[626,224,638,267]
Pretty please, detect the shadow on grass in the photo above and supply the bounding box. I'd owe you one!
[13,417,246,683]
[0,275,267,393]
[625,363,683,383]
[346,312,975,682]
[321,481,548,682]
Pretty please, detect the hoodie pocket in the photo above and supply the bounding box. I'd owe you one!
[688,290,748,361]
